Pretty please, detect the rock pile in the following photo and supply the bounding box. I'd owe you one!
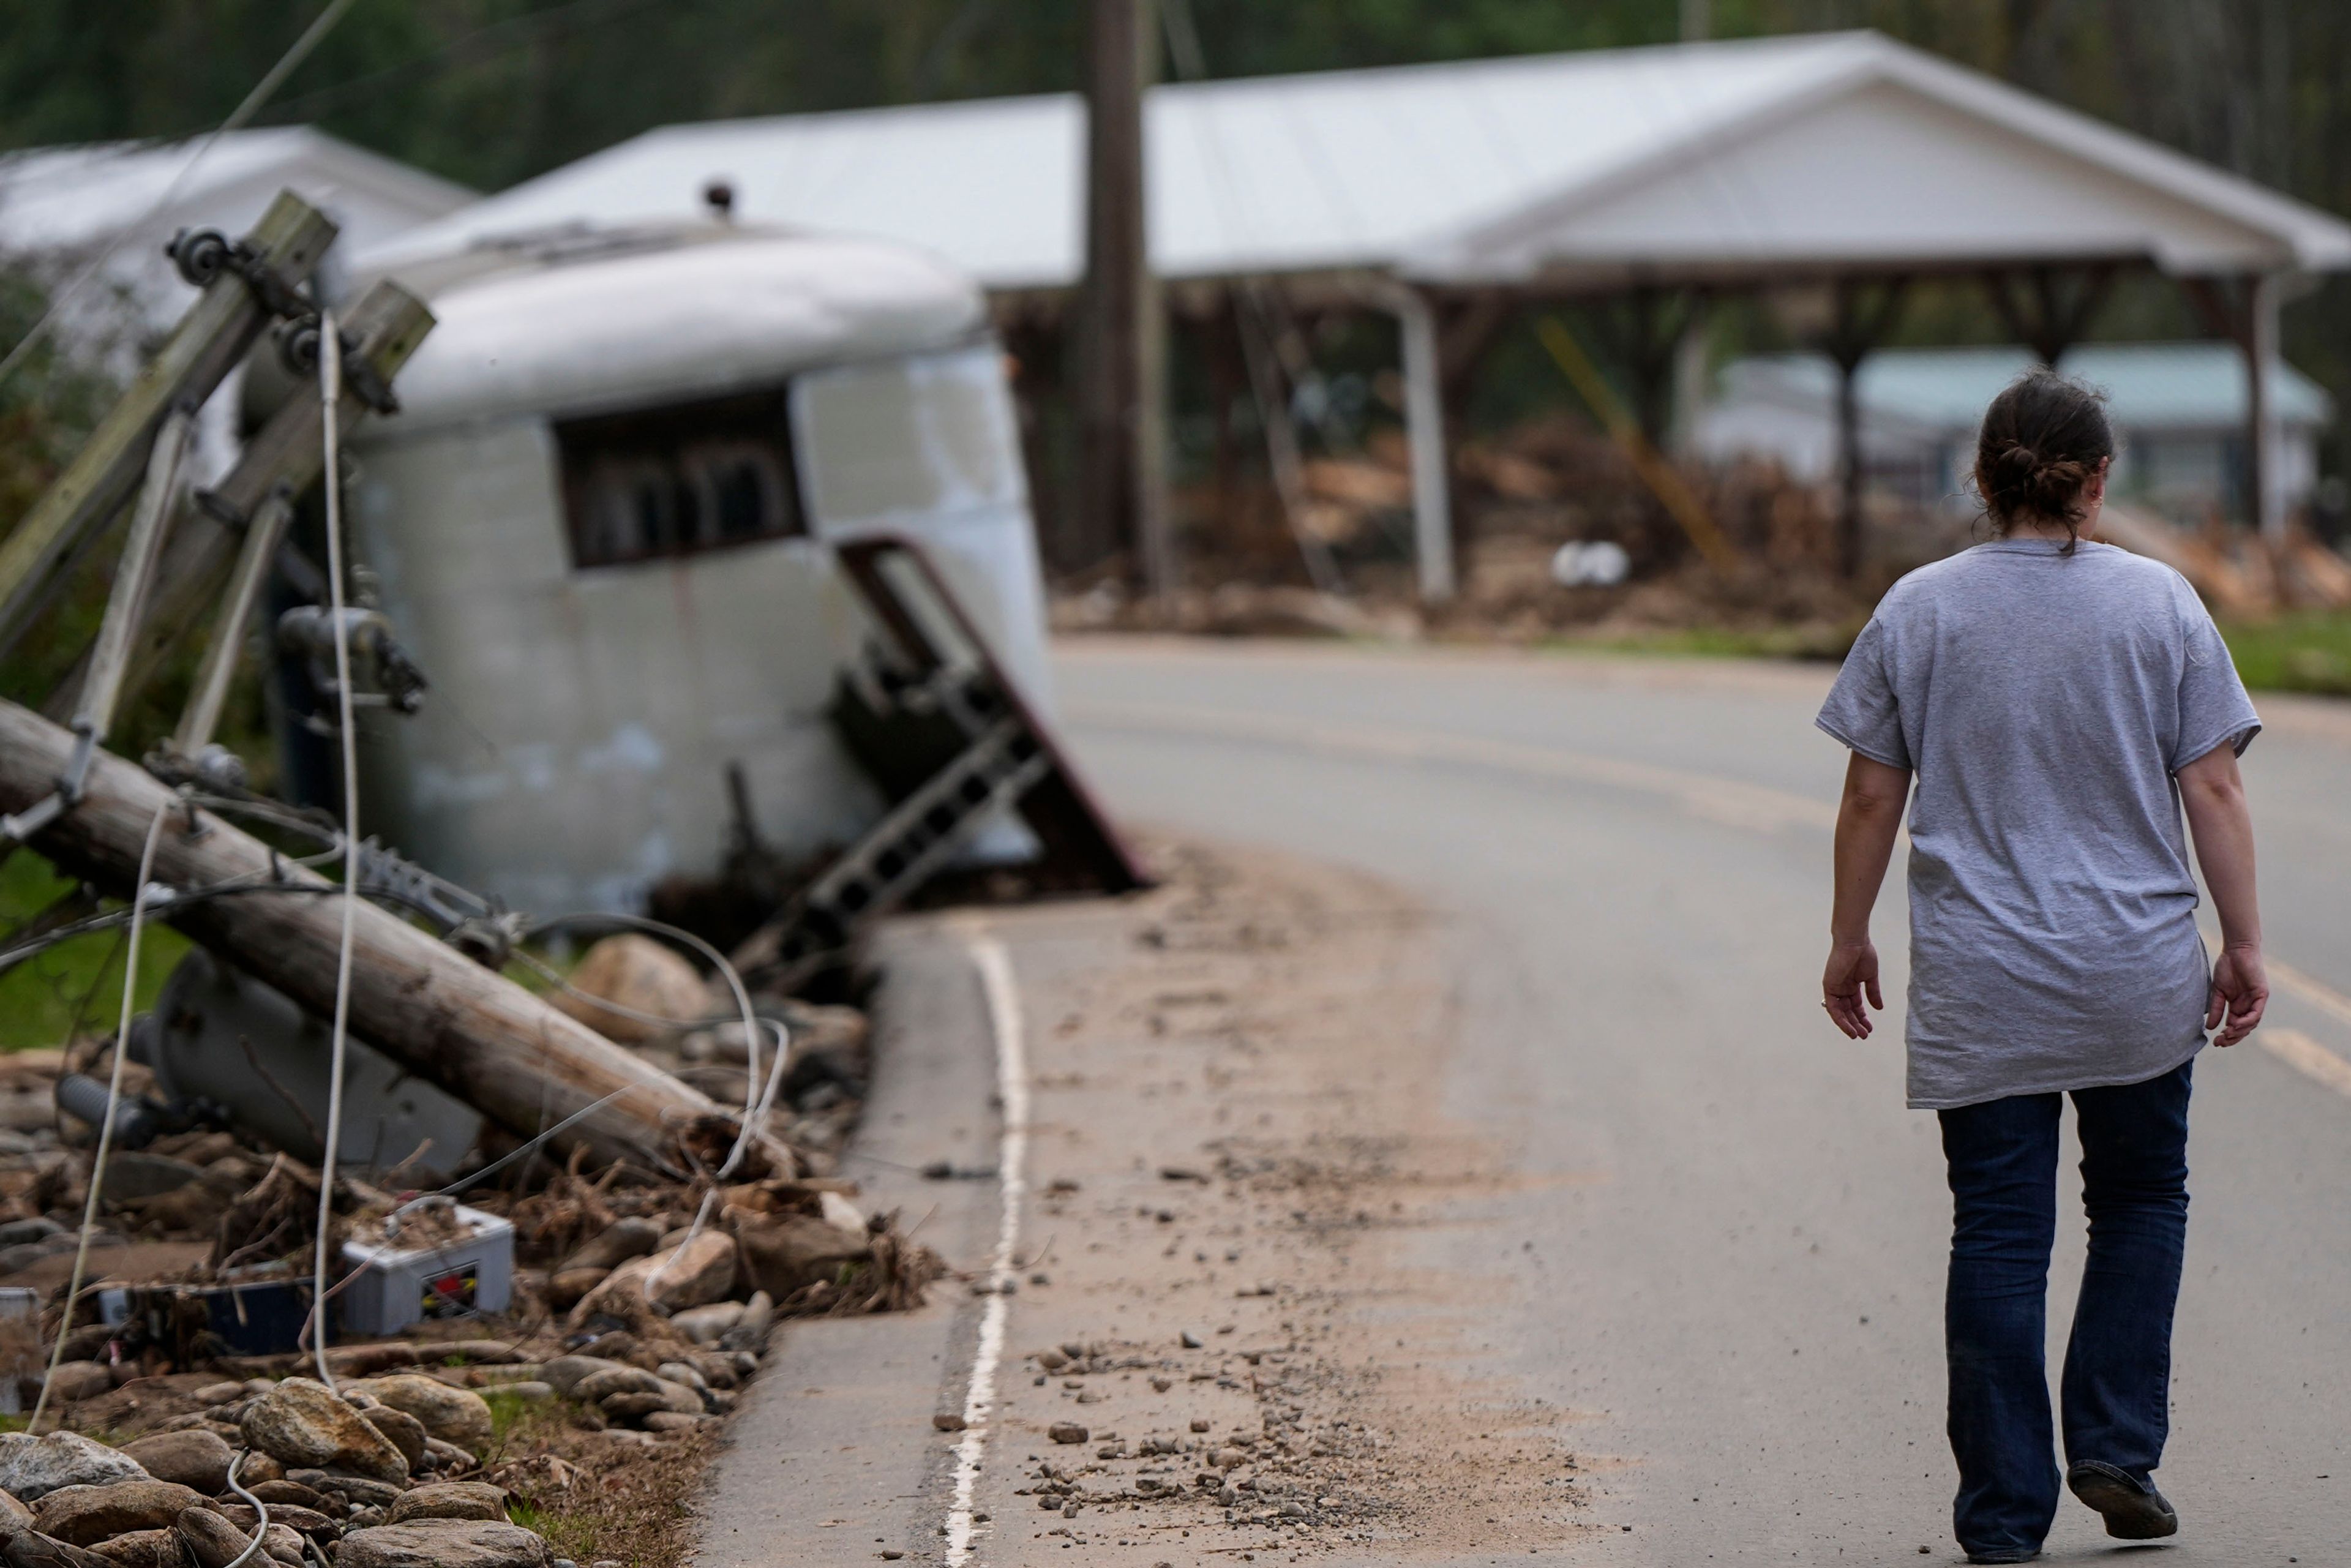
[0,1406,566,1567]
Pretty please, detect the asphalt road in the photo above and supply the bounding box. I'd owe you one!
[1051,636,2351,1566]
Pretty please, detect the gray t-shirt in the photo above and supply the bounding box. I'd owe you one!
[1817,539,2260,1109]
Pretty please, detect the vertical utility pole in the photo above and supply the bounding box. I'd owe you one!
[1076,0,1171,598]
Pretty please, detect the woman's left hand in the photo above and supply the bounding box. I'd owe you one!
[1822,940,1883,1039]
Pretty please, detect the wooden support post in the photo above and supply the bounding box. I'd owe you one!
[1384,285,1455,603]
[0,695,728,1170]
[1433,292,1510,596]
[43,281,435,722]
[2180,271,2286,536]
[0,192,336,639]
[1822,277,1908,579]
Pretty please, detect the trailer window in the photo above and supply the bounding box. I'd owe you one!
[556,388,803,568]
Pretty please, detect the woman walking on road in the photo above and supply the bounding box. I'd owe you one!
[1813,371,2267,1565]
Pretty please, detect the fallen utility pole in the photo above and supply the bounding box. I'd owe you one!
[0,191,336,639]
[0,694,730,1172]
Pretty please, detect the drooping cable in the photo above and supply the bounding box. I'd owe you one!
[220,1449,274,1568]
[519,912,777,1178]
[29,800,170,1431]
[306,310,362,1390]
[0,0,363,391]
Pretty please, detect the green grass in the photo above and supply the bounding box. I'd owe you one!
[2219,612,2351,697]
[0,850,189,1055]
[1540,611,2351,701]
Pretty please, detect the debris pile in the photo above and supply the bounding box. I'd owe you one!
[0,186,1129,1566]
[0,921,946,1563]
[1060,410,2351,644]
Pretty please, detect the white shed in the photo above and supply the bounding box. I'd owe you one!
[345,221,1051,915]
[1696,343,2335,524]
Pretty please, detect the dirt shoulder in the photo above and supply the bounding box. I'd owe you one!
[700,835,1592,1564]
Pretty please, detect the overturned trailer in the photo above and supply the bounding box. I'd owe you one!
[339,220,1058,914]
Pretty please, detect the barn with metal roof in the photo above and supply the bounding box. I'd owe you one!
[370,30,2351,598]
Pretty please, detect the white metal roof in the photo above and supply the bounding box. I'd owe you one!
[355,223,988,436]
[366,31,2351,293]
[0,126,474,330]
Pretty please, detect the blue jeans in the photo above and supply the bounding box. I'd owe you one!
[1937,1060,2193,1556]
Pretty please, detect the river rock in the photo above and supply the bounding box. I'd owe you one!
[116,1432,231,1495]
[729,1212,869,1299]
[0,1435,149,1503]
[359,1408,427,1472]
[31,1482,206,1547]
[546,1268,607,1311]
[85,1531,180,1567]
[384,1482,508,1525]
[171,1509,299,1567]
[212,1504,334,1537]
[536,1358,623,1399]
[549,936,705,1045]
[2,1534,114,1567]
[421,1438,477,1473]
[36,1366,110,1406]
[556,1218,662,1275]
[569,1368,659,1405]
[336,1520,554,1567]
[580,1231,739,1318]
[346,1375,495,1455]
[598,1381,702,1422]
[667,1301,744,1345]
[239,1379,410,1484]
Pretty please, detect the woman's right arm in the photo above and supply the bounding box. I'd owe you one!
[2178,741,2267,1046]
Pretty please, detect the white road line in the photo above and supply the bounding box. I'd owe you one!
[945,936,1029,1566]
[2258,1028,2351,1100]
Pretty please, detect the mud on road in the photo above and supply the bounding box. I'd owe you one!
[948,837,1600,1564]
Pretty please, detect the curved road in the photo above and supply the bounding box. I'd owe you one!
[1052,636,2351,1566]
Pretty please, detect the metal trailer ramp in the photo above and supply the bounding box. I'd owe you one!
[732,534,1149,989]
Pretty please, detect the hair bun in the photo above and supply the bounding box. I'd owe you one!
[1972,370,2113,544]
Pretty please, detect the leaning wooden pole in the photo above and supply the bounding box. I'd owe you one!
[0,696,726,1171]
[0,192,337,638]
